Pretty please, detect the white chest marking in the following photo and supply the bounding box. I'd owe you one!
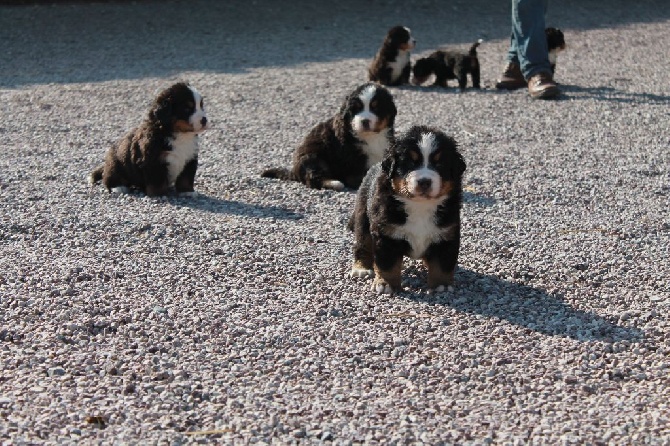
[165,133,199,185]
[359,130,391,168]
[391,197,454,259]
[388,49,410,83]
[548,50,558,65]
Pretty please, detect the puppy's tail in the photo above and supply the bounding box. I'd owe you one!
[469,38,483,56]
[88,164,104,186]
[261,167,297,182]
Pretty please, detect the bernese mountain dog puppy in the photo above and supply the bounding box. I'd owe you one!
[546,27,566,74]
[368,25,416,86]
[350,125,466,295]
[261,83,397,191]
[412,39,483,89]
[89,82,209,197]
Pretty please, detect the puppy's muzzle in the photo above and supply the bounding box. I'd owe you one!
[360,119,371,131]
[417,178,432,195]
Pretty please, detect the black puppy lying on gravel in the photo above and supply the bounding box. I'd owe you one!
[350,125,466,294]
[262,83,397,191]
[89,82,209,197]
[412,39,483,89]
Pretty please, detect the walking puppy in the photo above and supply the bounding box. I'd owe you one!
[350,126,466,294]
[261,83,397,190]
[89,82,209,197]
[412,39,482,89]
[546,27,566,74]
[368,25,416,86]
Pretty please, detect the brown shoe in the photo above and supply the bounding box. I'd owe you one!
[495,63,526,90]
[527,72,560,99]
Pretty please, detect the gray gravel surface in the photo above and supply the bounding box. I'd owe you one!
[1,0,669,444]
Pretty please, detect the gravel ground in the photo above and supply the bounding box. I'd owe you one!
[1,0,669,444]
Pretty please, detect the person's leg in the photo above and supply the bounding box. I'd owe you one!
[496,31,525,90]
[506,33,520,66]
[512,0,550,79]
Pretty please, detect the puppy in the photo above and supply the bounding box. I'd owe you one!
[261,83,397,191]
[546,27,566,74]
[350,125,466,294]
[412,39,482,89]
[368,25,416,86]
[89,82,209,197]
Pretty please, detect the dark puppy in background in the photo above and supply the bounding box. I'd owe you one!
[89,82,209,197]
[412,39,483,89]
[545,27,566,74]
[262,83,397,191]
[368,25,416,86]
[350,125,466,294]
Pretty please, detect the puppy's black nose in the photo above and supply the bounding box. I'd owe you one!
[361,119,370,130]
[417,178,432,191]
[201,117,208,126]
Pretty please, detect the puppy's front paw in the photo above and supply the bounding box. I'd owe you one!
[350,266,374,279]
[110,186,130,194]
[322,180,345,191]
[372,278,394,295]
[430,284,454,294]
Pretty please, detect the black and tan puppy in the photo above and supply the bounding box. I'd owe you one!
[89,82,209,197]
[350,125,466,294]
[412,39,483,89]
[546,27,566,74]
[261,83,397,191]
[368,25,416,86]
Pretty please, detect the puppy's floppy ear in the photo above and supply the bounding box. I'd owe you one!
[381,146,397,177]
[150,98,172,128]
[452,151,466,177]
[333,94,353,141]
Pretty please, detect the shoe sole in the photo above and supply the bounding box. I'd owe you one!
[530,86,560,99]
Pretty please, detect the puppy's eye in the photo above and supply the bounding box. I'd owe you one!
[185,102,195,112]
[370,100,378,110]
[409,151,420,162]
[432,151,442,163]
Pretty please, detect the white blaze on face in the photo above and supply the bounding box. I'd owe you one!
[352,85,379,134]
[406,132,442,198]
[404,26,416,49]
[188,86,208,133]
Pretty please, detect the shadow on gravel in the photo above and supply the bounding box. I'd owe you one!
[404,267,643,343]
[1,0,669,87]
[560,84,670,105]
[172,194,303,220]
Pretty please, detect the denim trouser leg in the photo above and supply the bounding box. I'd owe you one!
[507,0,551,79]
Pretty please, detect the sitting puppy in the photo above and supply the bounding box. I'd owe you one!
[546,27,566,74]
[350,125,466,294]
[89,82,209,197]
[368,25,416,86]
[412,39,483,89]
[261,83,397,191]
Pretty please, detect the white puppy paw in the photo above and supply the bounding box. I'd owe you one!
[322,180,345,191]
[372,279,394,295]
[111,186,130,194]
[350,267,374,279]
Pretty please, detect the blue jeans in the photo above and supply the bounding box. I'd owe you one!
[507,0,552,79]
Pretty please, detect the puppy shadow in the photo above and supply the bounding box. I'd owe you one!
[171,193,303,220]
[399,266,642,343]
[558,84,670,105]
